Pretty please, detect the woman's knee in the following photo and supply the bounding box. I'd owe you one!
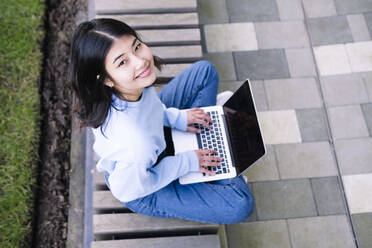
[193,60,219,85]
[227,192,255,224]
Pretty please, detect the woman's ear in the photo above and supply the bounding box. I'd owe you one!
[103,77,114,88]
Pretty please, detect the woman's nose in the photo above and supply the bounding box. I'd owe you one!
[131,55,146,70]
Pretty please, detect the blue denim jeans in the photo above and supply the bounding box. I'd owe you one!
[106,61,254,224]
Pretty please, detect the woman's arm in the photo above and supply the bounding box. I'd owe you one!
[108,150,199,202]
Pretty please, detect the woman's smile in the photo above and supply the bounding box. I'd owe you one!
[136,64,151,79]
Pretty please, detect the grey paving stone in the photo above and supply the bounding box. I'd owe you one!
[218,80,269,112]
[226,0,280,22]
[308,16,353,46]
[255,21,309,49]
[361,103,372,136]
[328,105,369,140]
[303,0,337,18]
[296,108,329,142]
[197,0,228,24]
[365,13,372,39]
[251,80,269,111]
[265,78,322,110]
[204,52,236,81]
[320,73,369,106]
[311,177,346,215]
[288,215,356,248]
[243,145,280,182]
[253,179,317,220]
[334,0,372,15]
[226,220,291,248]
[243,183,258,222]
[276,0,304,20]
[286,48,316,77]
[347,14,371,42]
[334,137,372,175]
[352,213,372,248]
[275,142,337,179]
[234,50,290,80]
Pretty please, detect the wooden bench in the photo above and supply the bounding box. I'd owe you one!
[90,0,223,247]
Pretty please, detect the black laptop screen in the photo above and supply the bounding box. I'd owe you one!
[223,80,266,175]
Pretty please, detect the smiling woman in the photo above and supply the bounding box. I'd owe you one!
[69,18,254,224]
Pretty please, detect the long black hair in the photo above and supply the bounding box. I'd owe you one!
[69,18,162,128]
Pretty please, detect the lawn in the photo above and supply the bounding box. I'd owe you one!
[0,0,45,247]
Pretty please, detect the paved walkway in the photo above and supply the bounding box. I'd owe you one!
[197,0,372,247]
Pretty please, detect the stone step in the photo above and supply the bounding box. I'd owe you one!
[95,0,197,14]
[93,213,219,236]
[91,235,221,248]
[96,13,199,28]
[93,190,127,211]
[93,169,106,189]
[151,45,202,60]
[157,63,191,78]
[138,29,200,45]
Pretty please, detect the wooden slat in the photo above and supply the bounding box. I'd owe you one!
[95,0,197,13]
[91,235,221,248]
[93,169,106,187]
[157,63,191,78]
[93,191,126,210]
[94,213,219,235]
[138,29,200,44]
[151,45,202,59]
[96,13,198,28]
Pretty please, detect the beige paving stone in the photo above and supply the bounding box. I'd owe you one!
[343,173,372,214]
[276,0,304,20]
[275,142,337,179]
[328,105,369,140]
[204,23,258,52]
[243,145,280,182]
[226,220,291,248]
[288,215,356,248]
[347,14,371,42]
[265,78,322,110]
[320,73,369,106]
[346,41,372,73]
[255,21,309,49]
[313,44,352,76]
[257,110,302,144]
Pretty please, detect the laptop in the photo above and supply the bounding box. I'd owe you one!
[171,79,266,184]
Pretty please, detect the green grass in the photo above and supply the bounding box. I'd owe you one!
[0,0,45,247]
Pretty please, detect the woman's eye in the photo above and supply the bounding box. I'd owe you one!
[119,60,126,67]
[135,43,141,51]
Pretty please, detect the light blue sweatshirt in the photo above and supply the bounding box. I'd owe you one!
[93,86,199,202]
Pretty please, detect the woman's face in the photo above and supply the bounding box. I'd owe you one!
[104,35,156,101]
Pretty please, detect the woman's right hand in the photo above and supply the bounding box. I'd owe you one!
[194,149,221,176]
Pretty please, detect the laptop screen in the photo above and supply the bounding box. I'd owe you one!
[223,80,266,175]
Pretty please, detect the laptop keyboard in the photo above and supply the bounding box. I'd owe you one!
[195,111,230,176]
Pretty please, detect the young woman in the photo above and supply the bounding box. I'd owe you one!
[69,18,254,224]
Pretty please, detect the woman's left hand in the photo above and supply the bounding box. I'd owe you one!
[186,108,213,133]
